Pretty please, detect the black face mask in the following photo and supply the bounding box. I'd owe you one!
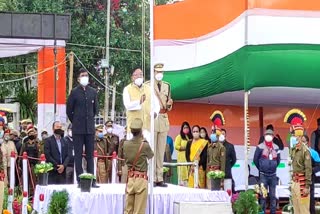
[54,129,65,137]
[28,135,36,140]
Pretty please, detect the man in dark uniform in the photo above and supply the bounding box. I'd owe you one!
[104,120,119,182]
[220,129,237,192]
[311,117,320,155]
[124,118,154,214]
[95,125,109,183]
[66,68,99,187]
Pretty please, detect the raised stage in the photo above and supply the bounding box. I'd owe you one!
[33,184,230,214]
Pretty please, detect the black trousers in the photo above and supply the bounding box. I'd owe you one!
[48,171,66,184]
[310,174,316,214]
[73,134,94,182]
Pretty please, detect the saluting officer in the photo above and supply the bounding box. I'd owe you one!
[146,63,173,187]
[123,118,154,214]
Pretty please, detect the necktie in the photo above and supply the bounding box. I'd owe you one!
[158,82,161,91]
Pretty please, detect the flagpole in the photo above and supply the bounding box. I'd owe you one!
[149,0,155,213]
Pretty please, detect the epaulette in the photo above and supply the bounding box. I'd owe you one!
[144,80,150,84]
[162,81,170,86]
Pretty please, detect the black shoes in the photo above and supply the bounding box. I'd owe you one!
[92,180,100,188]
[154,181,168,187]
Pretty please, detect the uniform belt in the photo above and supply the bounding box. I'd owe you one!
[98,158,107,161]
[208,166,220,171]
[128,171,148,180]
[159,109,167,114]
[292,173,306,182]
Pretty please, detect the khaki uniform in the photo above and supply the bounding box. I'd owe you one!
[104,134,119,182]
[207,142,226,189]
[1,140,17,185]
[94,137,109,183]
[118,137,128,183]
[38,140,45,156]
[291,142,312,214]
[124,119,154,214]
[146,80,172,183]
[124,83,152,133]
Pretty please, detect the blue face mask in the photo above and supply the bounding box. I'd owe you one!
[290,136,298,147]
[210,133,217,143]
[98,133,104,139]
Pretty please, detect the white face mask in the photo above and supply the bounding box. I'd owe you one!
[155,73,163,81]
[0,130,3,138]
[79,76,89,87]
[200,133,206,138]
[68,130,72,137]
[219,135,225,142]
[264,135,273,142]
[107,128,113,134]
[134,78,143,86]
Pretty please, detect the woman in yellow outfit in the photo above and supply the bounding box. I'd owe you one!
[174,121,192,186]
[186,125,208,188]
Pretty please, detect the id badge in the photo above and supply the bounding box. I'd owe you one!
[269,153,272,160]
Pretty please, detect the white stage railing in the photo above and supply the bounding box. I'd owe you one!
[8,151,16,213]
[163,161,199,188]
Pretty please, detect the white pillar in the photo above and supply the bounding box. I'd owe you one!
[193,160,199,188]
[22,152,28,214]
[111,152,117,183]
[8,151,16,213]
[244,91,249,190]
[93,150,98,178]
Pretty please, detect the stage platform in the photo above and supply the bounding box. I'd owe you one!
[33,184,230,214]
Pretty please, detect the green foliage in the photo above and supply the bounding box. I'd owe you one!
[163,167,169,173]
[11,88,37,123]
[48,190,70,214]
[233,190,259,214]
[3,187,8,210]
[34,162,54,174]
[79,173,96,180]
[207,170,225,179]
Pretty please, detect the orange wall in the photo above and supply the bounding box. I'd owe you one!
[168,102,320,146]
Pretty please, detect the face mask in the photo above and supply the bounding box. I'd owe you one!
[193,132,200,139]
[79,76,89,87]
[28,135,36,140]
[54,129,64,136]
[183,129,189,134]
[290,136,298,147]
[200,133,206,138]
[107,128,113,134]
[264,135,273,142]
[42,134,48,140]
[4,136,9,141]
[0,130,4,139]
[219,135,225,142]
[68,130,72,137]
[134,78,143,86]
[210,133,217,143]
[155,73,163,81]
[98,133,104,139]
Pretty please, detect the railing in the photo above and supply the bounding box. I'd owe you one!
[163,161,199,188]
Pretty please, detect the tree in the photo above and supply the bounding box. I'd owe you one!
[0,0,170,119]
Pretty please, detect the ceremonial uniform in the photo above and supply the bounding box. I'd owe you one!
[104,133,119,182]
[145,63,173,186]
[284,109,312,214]
[124,118,154,214]
[207,111,226,189]
[95,125,109,183]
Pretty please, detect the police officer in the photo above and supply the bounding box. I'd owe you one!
[124,118,154,214]
[118,126,127,183]
[95,125,109,183]
[104,120,119,182]
[66,68,99,187]
[146,63,173,187]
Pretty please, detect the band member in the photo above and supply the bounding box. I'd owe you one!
[284,109,311,214]
[95,125,109,183]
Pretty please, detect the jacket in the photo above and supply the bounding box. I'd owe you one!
[253,142,280,175]
[222,141,237,178]
[66,85,98,134]
[44,135,70,170]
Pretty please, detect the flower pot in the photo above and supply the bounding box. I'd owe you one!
[80,178,92,192]
[210,178,221,191]
[37,173,49,186]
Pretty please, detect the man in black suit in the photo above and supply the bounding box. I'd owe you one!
[220,129,237,193]
[66,68,99,187]
[44,121,69,184]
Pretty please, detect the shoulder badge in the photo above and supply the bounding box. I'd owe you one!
[221,151,225,156]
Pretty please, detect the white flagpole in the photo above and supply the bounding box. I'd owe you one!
[244,91,249,190]
[149,0,155,213]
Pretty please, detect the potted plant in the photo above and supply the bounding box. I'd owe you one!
[233,190,259,214]
[48,190,70,214]
[79,173,95,192]
[282,204,293,214]
[206,170,225,190]
[163,167,170,183]
[34,162,53,186]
